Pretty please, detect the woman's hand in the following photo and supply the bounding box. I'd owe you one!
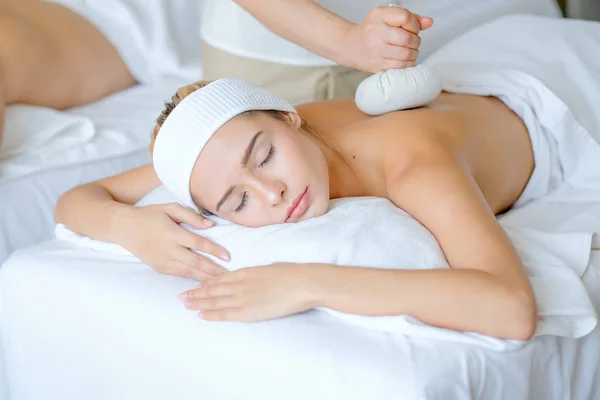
[343,6,433,72]
[179,263,322,321]
[117,203,230,280]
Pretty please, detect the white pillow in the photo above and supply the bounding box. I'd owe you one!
[136,186,447,271]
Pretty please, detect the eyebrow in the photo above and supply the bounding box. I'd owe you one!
[216,130,263,212]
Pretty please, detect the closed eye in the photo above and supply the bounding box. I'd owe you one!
[258,145,275,168]
[235,192,248,213]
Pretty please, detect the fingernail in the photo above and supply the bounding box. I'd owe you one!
[203,219,214,227]
[179,293,192,307]
[219,252,230,262]
[197,310,204,318]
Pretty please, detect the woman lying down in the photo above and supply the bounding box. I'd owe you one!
[55,14,600,341]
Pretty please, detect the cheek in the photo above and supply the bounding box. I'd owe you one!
[276,139,308,174]
[284,136,321,172]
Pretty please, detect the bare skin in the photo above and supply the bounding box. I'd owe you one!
[56,92,537,339]
[0,0,136,146]
[298,93,533,214]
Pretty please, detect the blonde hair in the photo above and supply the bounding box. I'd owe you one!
[150,80,210,153]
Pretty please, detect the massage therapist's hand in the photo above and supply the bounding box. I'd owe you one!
[179,263,322,321]
[117,203,230,280]
[343,6,433,72]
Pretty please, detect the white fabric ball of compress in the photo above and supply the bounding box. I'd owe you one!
[355,64,443,115]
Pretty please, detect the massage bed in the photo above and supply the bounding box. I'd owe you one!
[1,1,577,399]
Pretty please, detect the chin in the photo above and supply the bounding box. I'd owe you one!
[311,197,330,219]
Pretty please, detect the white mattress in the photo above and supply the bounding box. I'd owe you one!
[0,200,599,400]
[0,80,187,265]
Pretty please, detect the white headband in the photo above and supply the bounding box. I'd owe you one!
[152,78,296,209]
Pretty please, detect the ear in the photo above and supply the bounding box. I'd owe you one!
[285,112,303,129]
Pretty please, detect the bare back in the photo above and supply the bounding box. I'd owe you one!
[296,93,534,214]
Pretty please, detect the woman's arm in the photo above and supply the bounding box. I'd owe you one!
[233,1,432,72]
[182,145,536,340]
[55,164,230,280]
[307,146,536,339]
[55,164,160,242]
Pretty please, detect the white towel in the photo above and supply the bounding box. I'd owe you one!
[0,80,184,182]
[56,187,598,351]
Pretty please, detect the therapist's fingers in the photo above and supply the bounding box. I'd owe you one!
[416,15,434,31]
[164,202,215,230]
[383,45,419,63]
[380,59,417,71]
[378,6,421,34]
[384,27,421,50]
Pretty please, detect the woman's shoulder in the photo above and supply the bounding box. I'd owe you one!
[336,109,453,166]
[297,98,371,132]
[322,108,454,199]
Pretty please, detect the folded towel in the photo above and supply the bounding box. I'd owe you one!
[56,188,598,351]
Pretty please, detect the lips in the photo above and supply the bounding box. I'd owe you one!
[285,187,309,222]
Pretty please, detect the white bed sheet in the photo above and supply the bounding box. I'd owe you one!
[0,80,187,265]
[0,200,599,400]
[403,0,562,61]
[0,150,149,266]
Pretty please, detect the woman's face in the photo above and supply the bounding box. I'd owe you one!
[189,111,330,227]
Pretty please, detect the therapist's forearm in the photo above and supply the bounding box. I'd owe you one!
[310,265,537,340]
[234,0,354,66]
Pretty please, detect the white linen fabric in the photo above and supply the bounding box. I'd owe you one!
[2,190,600,400]
[0,80,188,264]
[54,186,599,351]
[425,15,600,206]
[201,0,561,66]
[0,81,175,182]
[46,0,204,83]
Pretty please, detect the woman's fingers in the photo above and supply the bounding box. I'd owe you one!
[164,203,215,230]
[185,295,239,311]
[177,249,228,276]
[201,308,244,321]
[164,260,213,281]
[180,229,230,262]
[180,282,238,309]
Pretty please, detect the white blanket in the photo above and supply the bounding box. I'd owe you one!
[0,80,184,182]
[55,15,600,351]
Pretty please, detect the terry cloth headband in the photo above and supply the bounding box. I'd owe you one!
[152,78,296,210]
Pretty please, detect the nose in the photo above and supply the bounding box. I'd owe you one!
[248,174,286,206]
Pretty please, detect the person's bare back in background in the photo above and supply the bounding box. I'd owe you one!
[0,0,136,147]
